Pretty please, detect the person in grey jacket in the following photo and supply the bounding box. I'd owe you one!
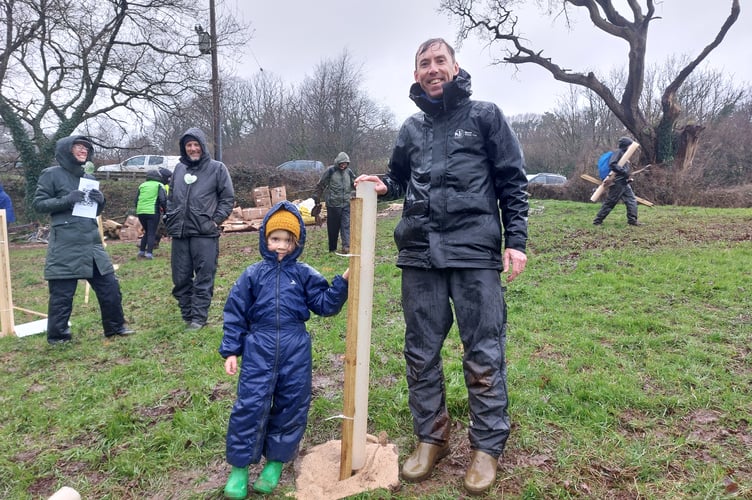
[313,152,355,253]
[165,128,235,330]
[355,38,528,495]
[33,135,135,345]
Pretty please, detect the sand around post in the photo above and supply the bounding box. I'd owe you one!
[294,435,400,499]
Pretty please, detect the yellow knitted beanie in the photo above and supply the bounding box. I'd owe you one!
[265,209,301,239]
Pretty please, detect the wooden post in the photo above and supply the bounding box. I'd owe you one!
[340,196,361,480]
[85,216,107,304]
[339,181,377,479]
[0,209,15,337]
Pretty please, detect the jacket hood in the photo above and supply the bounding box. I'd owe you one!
[158,167,172,184]
[618,136,633,150]
[334,152,350,165]
[409,68,473,116]
[259,200,306,262]
[179,127,211,167]
[55,135,93,176]
[145,169,162,181]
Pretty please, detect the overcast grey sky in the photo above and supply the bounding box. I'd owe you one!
[221,1,750,124]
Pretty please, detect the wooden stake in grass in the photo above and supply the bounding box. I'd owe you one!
[85,216,108,304]
[340,182,377,480]
[0,209,49,338]
[0,209,15,337]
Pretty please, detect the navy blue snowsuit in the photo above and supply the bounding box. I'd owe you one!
[219,201,349,466]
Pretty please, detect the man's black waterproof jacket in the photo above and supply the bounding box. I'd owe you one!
[381,69,528,270]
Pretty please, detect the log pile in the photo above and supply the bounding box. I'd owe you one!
[117,216,143,241]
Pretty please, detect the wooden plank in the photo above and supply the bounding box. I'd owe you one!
[580,174,654,207]
[340,197,362,480]
[0,210,15,337]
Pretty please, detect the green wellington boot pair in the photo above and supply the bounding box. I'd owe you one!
[223,461,284,498]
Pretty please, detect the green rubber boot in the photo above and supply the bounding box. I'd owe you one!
[223,465,248,499]
[252,460,283,494]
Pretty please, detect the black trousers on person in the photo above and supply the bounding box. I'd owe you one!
[170,236,219,325]
[138,213,161,253]
[401,267,510,458]
[594,182,638,224]
[325,205,350,252]
[46,264,126,342]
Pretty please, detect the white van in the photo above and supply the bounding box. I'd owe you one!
[97,155,181,174]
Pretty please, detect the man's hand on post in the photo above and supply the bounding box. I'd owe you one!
[354,174,387,195]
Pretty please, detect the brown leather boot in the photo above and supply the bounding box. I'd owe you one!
[463,450,498,495]
[400,442,450,482]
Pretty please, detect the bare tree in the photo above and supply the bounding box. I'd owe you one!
[0,0,247,213]
[440,0,741,168]
[220,72,291,166]
[291,50,395,165]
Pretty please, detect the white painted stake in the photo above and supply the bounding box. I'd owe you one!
[351,182,377,470]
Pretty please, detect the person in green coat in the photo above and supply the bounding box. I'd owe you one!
[32,135,135,345]
[135,169,167,259]
[313,152,355,253]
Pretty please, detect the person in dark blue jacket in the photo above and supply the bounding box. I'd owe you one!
[0,181,15,226]
[219,201,349,498]
[355,38,528,495]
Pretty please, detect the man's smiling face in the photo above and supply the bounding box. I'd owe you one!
[414,41,459,99]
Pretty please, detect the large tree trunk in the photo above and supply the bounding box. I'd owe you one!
[673,124,705,172]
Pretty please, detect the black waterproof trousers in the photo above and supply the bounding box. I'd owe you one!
[47,263,126,342]
[325,205,350,252]
[401,267,509,458]
[170,236,219,325]
[593,181,638,224]
[138,213,161,254]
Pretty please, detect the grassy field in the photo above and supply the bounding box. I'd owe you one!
[1,199,750,499]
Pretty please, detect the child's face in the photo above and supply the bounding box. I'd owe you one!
[267,229,294,261]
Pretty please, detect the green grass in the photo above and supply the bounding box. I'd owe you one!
[1,199,750,499]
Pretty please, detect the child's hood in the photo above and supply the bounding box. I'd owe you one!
[259,200,306,262]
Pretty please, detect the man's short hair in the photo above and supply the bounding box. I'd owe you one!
[415,38,456,69]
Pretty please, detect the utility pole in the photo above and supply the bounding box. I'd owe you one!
[194,1,221,162]
[209,0,221,161]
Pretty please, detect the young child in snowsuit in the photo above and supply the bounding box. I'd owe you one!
[219,201,350,497]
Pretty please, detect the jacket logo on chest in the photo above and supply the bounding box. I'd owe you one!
[454,129,478,139]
